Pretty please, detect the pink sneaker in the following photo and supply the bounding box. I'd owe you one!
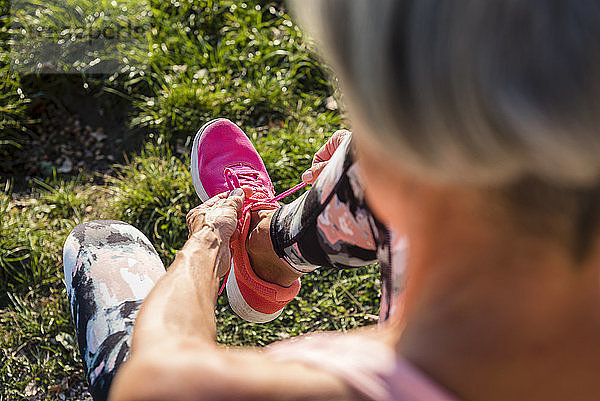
[191,118,301,323]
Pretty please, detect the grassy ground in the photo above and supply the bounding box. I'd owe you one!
[0,1,381,399]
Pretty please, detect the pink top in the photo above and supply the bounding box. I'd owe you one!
[266,332,459,401]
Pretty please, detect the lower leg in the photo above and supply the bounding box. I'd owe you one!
[246,134,384,284]
[63,220,165,401]
[246,210,302,287]
[269,135,385,273]
[240,132,396,321]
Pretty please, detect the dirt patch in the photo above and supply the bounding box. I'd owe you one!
[2,75,148,193]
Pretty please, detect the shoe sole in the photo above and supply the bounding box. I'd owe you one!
[225,262,285,323]
[191,118,283,323]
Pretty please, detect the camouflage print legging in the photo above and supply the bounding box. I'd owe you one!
[62,135,405,401]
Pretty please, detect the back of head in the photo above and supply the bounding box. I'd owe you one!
[290,0,600,262]
[291,0,600,186]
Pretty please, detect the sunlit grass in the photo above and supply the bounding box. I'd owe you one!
[0,1,379,399]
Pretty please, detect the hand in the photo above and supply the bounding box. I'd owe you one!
[186,189,245,276]
[301,130,351,184]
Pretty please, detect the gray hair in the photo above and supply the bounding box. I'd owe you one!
[290,0,600,187]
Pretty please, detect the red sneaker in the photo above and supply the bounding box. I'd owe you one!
[191,118,300,322]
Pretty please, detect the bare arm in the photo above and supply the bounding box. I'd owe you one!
[108,190,358,401]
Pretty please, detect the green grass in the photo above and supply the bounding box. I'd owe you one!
[0,179,103,399]
[0,5,30,173]
[0,1,380,399]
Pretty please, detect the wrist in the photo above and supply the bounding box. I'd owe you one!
[188,226,225,250]
[181,226,231,284]
[177,229,222,278]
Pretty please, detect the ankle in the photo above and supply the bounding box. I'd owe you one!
[246,210,302,287]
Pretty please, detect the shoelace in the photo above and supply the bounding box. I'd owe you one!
[225,166,308,216]
[219,166,308,295]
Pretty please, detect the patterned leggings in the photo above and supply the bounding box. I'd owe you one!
[63,136,401,401]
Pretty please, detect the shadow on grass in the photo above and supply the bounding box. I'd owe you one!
[2,74,149,193]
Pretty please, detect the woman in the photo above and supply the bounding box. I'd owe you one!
[65,1,600,400]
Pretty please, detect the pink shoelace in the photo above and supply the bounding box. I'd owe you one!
[219,166,308,294]
[225,166,307,203]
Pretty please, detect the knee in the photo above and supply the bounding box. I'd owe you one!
[63,220,140,282]
[64,220,131,255]
[62,220,163,300]
[63,219,158,267]
[64,220,147,251]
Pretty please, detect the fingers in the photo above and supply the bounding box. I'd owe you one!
[190,189,243,213]
[200,191,230,207]
[302,130,351,184]
[186,188,246,239]
[301,161,327,184]
[313,129,351,164]
[226,188,246,211]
